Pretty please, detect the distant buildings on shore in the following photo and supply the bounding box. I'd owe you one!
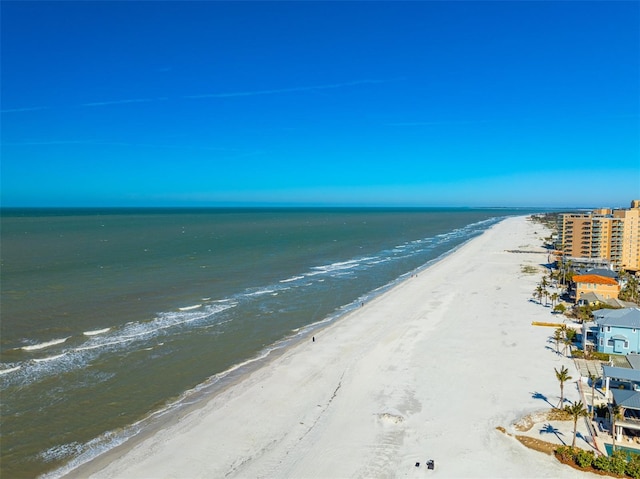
[557,200,640,273]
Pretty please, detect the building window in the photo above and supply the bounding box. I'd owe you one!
[625,341,630,349]
[608,339,614,347]
[600,339,604,346]
[607,326,611,332]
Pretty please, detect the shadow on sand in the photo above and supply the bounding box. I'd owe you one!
[540,423,566,445]
[531,391,555,408]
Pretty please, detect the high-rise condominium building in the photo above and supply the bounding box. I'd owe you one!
[557,200,640,272]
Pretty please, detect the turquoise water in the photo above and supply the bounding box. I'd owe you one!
[0,207,536,477]
[605,443,640,460]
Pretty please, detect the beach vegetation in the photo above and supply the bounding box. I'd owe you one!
[555,445,574,462]
[593,454,613,473]
[612,405,624,452]
[553,328,563,353]
[573,349,611,361]
[563,401,588,448]
[611,450,629,476]
[574,448,595,468]
[521,264,538,275]
[557,447,640,477]
[553,303,567,314]
[529,213,560,233]
[619,272,640,305]
[534,284,545,304]
[625,453,640,479]
[554,365,572,408]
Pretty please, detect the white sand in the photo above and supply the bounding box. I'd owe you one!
[72,216,600,478]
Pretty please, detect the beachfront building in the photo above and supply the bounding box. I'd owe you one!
[592,308,640,355]
[557,200,640,272]
[601,364,640,444]
[573,274,620,305]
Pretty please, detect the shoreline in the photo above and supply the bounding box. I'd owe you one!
[54,222,485,479]
[64,215,596,478]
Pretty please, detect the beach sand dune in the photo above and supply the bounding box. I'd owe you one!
[72,216,598,478]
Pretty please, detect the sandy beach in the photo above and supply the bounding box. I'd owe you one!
[68,216,599,478]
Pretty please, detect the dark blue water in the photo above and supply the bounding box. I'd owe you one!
[0,207,535,477]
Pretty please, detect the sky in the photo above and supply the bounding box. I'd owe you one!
[1,1,638,208]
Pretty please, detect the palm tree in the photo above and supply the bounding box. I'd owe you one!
[553,328,563,353]
[555,366,572,408]
[562,336,573,356]
[541,276,549,290]
[550,292,560,309]
[620,272,640,304]
[535,285,544,304]
[564,401,588,448]
[611,404,624,452]
[560,258,573,288]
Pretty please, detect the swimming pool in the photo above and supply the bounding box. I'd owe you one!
[604,443,640,460]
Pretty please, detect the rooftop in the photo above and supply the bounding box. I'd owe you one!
[573,274,619,286]
[595,308,640,329]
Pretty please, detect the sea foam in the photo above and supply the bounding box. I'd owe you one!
[21,337,69,351]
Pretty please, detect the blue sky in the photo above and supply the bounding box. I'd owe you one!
[1,1,638,208]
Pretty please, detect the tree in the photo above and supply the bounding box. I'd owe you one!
[541,276,549,290]
[555,365,572,408]
[620,272,640,304]
[553,328,563,353]
[535,285,544,304]
[550,292,560,309]
[611,404,624,452]
[553,303,567,315]
[564,400,588,448]
[560,258,574,288]
[542,287,549,306]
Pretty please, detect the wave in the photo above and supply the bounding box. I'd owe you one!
[39,342,283,479]
[178,304,202,311]
[21,337,69,351]
[34,353,67,362]
[245,288,277,297]
[83,328,111,336]
[280,275,304,283]
[0,365,21,375]
[17,214,509,478]
[3,303,238,390]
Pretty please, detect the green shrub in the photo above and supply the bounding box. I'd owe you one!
[555,445,575,463]
[610,450,627,476]
[627,453,640,479]
[591,351,610,361]
[593,454,612,472]
[574,449,595,468]
[554,303,567,314]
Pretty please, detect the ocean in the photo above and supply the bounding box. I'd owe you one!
[0,207,535,478]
